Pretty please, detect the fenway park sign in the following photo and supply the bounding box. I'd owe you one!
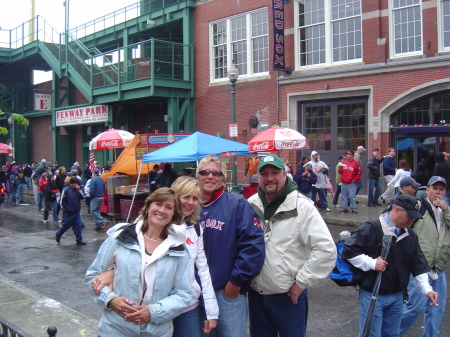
[56,105,109,126]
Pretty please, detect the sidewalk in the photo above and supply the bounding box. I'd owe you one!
[0,274,98,337]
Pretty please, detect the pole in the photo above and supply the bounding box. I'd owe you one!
[230,78,237,193]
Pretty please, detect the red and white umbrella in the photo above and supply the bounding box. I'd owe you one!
[248,127,309,152]
[89,129,135,151]
[0,143,12,154]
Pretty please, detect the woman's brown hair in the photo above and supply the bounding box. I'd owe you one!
[139,187,182,239]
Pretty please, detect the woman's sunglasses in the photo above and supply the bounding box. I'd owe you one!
[198,170,223,177]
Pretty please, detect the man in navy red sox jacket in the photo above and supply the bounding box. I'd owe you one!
[196,155,264,337]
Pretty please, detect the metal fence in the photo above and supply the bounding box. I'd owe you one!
[0,315,56,337]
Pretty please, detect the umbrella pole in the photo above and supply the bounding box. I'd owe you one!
[127,160,143,223]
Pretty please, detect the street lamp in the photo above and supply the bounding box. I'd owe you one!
[228,63,239,193]
[7,116,14,160]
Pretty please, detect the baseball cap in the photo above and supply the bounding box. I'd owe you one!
[338,155,345,160]
[357,146,365,151]
[257,154,285,172]
[400,176,420,188]
[427,176,447,187]
[311,151,318,156]
[346,151,354,156]
[393,194,422,219]
[94,168,101,174]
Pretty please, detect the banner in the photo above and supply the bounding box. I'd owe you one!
[273,0,285,70]
[55,105,108,126]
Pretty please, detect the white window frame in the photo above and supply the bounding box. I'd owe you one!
[209,7,269,83]
[389,0,423,58]
[294,0,362,70]
[438,0,450,52]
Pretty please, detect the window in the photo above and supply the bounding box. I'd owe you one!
[303,100,366,151]
[210,8,269,81]
[440,0,450,51]
[390,0,422,57]
[297,0,362,68]
[391,91,450,125]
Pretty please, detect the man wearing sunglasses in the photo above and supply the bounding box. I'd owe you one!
[196,155,264,337]
[247,154,336,337]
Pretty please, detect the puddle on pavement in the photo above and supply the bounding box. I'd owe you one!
[9,265,49,274]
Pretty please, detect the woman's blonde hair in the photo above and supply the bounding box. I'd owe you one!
[171,176,202,224]
[139,188,182,239]
[196,155,228,182]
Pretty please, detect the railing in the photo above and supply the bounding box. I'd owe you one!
[68,0,183,39]
[0,16,61,50]
[91,38,191,89]
[0,316,34,337]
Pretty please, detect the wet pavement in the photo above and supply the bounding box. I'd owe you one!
[0,191,449,336]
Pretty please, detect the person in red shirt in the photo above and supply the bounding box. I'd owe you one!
[338,151,361,214]
[37,172,48,211]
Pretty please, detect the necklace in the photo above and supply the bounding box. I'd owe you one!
[143,233,162,242]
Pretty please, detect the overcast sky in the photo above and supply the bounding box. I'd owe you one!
[0,0,137,32]
[0,0,137,83]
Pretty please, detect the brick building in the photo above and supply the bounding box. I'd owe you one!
[194,0,450,191]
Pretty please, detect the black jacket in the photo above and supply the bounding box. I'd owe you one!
[342,219,429,294]
[367,155,384,179]
[434,153,450,182]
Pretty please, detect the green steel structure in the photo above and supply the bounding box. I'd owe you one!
[0,0,195,166]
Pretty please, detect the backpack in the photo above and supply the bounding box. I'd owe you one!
[330,220,381,287]
[329,236,365,287]
[36,161,46,173]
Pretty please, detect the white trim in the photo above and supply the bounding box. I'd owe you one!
[389,0,423,58]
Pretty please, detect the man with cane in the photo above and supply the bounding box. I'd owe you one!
[342,194,438,336]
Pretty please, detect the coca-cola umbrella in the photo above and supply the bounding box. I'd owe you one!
[89,129,135,151]
[0,143,12,154]
[248,127,309,152]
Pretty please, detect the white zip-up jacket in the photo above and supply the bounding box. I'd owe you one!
[248,190,336,294]
[184,221,219,320]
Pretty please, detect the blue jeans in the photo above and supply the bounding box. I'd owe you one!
[311,187,328,210]
[333,185,341,206]
[56,212,83,242]
[11,184,18,203]
[299,190,312,200]
[359,289,403,337]
[249,287,308,337]
[202,289,247,337]
[400,271,447,337]
[25,176,32,190]
[37,191,45,210]
[341,183,356,211]
[17,183,26,201]
[355,181,362,196]
[368,178,381,205]
[44,199,59,222]
[90,197,105,228]
[173,305,202,337]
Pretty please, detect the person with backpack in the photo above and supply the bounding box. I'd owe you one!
[342,194,438,337]
[400,176,450,337]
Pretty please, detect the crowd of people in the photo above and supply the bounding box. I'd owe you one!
[2,148,449,337]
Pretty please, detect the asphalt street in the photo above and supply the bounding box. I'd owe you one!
[0,192,449,336]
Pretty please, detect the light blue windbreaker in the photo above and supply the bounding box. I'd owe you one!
[85,222,192,337]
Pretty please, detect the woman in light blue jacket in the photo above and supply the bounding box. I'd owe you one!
[86,188,192,337]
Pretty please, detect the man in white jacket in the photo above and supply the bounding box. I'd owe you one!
[247,154,336,337]
[310,151,331,211]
